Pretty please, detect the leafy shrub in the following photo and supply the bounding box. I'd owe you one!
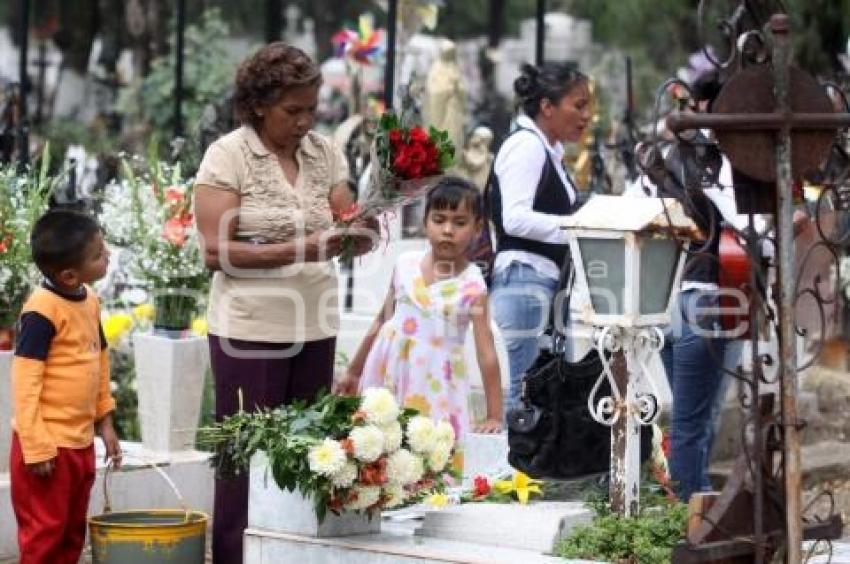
[555,490,687,564]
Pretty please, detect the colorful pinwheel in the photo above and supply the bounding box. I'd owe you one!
[331,14,385,66]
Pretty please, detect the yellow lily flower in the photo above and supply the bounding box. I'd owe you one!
[424,492,449,509]
[493,471,543,504]
[191,317,208,336]
[102,313,134,346]
[132,303,155,322]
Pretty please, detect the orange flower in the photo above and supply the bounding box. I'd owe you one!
[340,438,355,455]
[165,187,184,204]
[178,211,193,226]
[351,409,368,423]
[358,457,388,486]
[163,217,188,247]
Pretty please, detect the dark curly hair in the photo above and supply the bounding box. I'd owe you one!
[233,42,322,128]
[514,62,587,119]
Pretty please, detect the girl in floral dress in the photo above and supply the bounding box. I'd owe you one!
[338,177,503,448]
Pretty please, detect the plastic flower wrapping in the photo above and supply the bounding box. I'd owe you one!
[0,156,52,336]
[199,387,457,522]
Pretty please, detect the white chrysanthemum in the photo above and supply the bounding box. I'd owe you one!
[434,420,456,448]
[386,448,425,486]
[427,443,451,472]
[380,421,403,453]
[330,461,358,488]
[307,438,347,477]
[349,425,385,462]
[345,485,382,511]
[406,416,437,454]
[360,387,400,425]
[382,484,406,509]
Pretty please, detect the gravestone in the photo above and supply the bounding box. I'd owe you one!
[415,501,593,553]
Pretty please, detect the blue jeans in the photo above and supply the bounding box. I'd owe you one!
[660,288,728,502]
[490,262,559,414]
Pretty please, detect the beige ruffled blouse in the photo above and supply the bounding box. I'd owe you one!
[195,126,349,343]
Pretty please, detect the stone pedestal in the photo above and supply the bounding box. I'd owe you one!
[415,501,593,553]
[0,351,12,473]
[133,334,208,453]
[249,452,380,537]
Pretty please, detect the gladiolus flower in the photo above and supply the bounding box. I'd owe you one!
[163,217,188,247]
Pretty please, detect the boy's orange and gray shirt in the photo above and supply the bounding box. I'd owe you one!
[11,285,115,464]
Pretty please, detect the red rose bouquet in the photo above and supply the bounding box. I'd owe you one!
[344,111,454,222]
[335,111,454,261]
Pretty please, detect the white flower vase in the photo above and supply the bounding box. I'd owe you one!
[0,350,12,473]
[133,333,208,453]
[248,452,380,537]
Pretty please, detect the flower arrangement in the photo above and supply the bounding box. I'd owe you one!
[99,155,208,334]
[335,111,455,261]
[200,388,456,522]
[372,111,454,202]
[0,155,53,348]
[460,472,544,505]
[338,111,454,225]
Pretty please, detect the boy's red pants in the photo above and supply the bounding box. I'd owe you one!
[10,433,96,564]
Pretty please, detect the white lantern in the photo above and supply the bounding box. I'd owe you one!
[563,195,699,328]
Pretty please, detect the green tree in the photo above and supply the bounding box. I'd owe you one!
[117,8,237,166]
[785,0,850,76]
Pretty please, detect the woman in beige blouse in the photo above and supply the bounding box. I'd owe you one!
[194,43,375,564]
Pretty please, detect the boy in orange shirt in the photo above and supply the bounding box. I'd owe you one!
[10,210,122,563]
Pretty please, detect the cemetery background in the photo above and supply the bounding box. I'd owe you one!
[1,0,850,562]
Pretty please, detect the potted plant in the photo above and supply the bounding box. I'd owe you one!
[200,388,457,536]
[100,155,208,336]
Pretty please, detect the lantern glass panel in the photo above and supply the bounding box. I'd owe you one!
[639,237,678,315]
[578,238,625,315]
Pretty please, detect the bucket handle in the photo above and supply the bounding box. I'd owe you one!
[102,457,192,523]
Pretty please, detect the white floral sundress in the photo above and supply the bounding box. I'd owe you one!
[360,250,487,443]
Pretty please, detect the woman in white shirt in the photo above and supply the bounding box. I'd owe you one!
[488,63,591,412]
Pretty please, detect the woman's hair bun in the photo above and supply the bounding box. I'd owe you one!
[514,63,540,98]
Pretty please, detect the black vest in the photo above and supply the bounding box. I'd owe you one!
[487,129,576,268]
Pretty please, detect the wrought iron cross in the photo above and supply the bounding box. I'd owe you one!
[665,14,850,562]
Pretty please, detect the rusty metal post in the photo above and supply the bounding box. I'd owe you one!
[770,14,803,562]
[608,345,641,516]
[748,214,766,564]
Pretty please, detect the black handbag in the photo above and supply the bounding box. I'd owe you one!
[505,255,653,480]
